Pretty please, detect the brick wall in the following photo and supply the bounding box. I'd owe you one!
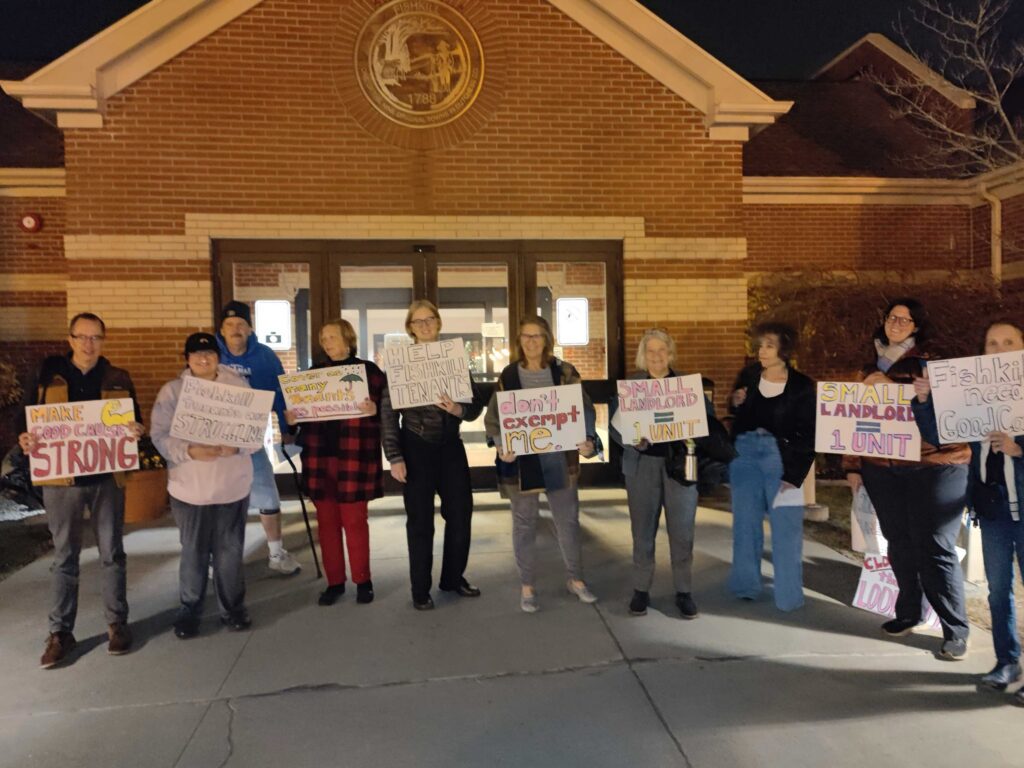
[744,204,973,273]
[62,0,742,238]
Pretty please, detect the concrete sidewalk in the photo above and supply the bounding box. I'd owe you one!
[0,490,1019,768]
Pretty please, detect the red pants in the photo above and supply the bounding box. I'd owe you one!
[314,500,370,587]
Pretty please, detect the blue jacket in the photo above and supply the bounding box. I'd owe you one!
[216,333,288,433]
[913,395,1024,519]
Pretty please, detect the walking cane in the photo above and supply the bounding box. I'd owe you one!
[283,449,322,579]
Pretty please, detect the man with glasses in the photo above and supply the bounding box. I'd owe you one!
[18,312,144,668]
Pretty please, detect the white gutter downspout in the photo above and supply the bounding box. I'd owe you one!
[979,182,1003,283]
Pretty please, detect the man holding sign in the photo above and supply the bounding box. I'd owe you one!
[18,312,143,669]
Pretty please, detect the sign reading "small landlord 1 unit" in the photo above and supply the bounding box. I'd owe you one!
[814,382,921,461]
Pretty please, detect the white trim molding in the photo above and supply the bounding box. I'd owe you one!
[0,0,791,140]
[813,33,976,110]
[0,0,263,127]
[0,168,66,197]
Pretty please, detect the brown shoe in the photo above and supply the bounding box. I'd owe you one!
[107,622,133,655]
[40,632,76,669]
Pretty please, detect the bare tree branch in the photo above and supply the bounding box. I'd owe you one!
[866,0,1023,176]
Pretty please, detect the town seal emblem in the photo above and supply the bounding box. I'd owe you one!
[355,0,485,129]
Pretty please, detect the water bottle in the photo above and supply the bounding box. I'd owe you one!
[684,439,698,483]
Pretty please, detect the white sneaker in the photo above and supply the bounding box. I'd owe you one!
[567,580,598,604]
[520,591,539,613]
[268,550,301,575]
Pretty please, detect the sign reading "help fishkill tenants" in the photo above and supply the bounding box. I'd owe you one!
[279,365,370,422]
[497,384,586,455]
[815,382,921,461]
[384,338,473,409]
[927,352,1024,443]
[25,398,140,481]
[170,377,274,450]
[615,374,709,444]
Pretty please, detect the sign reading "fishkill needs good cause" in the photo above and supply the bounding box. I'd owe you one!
[25,398,139,481]
[615,374,709,444]
[170,377,274,450]
[927,351,1024,443]
[497,384,586,456]
[279,365,370,422]
[815,382,921,461]
[384,338,474,409]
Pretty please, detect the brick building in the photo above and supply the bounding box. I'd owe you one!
[1,2,1022,485]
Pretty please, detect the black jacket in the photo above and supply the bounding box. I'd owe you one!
[380,380,487,463]
[729,363,816,486]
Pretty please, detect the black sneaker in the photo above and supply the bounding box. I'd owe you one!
[675,592,699,619]
[173,615,199,640]
[356,580,374,604]
[980,661,1022,690]
[440,578,481,597]
[881,618,921,637]
[221,611,252,631]
[628,590,649,616]
[938,637,968,661]
[318,584,345,606]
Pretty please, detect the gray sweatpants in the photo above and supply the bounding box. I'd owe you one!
[170,496,248,620]
[624,454,698,593]
[510,485,583,586]
[42,478,128,633]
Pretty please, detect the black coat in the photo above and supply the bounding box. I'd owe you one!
[729,363,816,486]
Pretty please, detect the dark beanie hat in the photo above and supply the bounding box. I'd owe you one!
[184,332,220,357]
[221,300,252,326]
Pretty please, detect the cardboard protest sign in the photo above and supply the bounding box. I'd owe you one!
[852,554,942,632]
[170,377,274,450]
[383,338,473,409]
[850,485,887,556]
[614,374,709,444]
[25,398,139,482]
[815,382,921,461]
[279,365,370,422]
[927,351,1024,443]
[496,384,586,456]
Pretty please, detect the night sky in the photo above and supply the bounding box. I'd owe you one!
[0,0,930,79]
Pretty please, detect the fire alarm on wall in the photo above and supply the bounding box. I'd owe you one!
[18,213,43,233]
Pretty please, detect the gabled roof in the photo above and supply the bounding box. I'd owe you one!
[813,32,976,110]
[0,0,791,140]
[0,62,63,168]
[744,80,948,178]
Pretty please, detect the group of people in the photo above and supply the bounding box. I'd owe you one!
[16,297,1024,707]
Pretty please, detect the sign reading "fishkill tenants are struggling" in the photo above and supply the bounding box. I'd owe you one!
[384,338,473,409]
[928,351,1024,443]
[25,398,140,481]
[615,374,709,444]
[815,382,921,461]
[497,384,586,456]
[170,377,274,450]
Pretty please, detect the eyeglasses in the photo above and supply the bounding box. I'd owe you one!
[70,334,105,343]
[885,315,914,327]
[409,317,438,328]
[520,333,545,341]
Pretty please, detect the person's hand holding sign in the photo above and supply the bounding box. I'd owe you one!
[127,421,145,440]
[634,438,650,451]
[188,444,237,461]
[577,439,596,459]
[437,393,463,418]
[989,431,1023,458]
[358,398,377,417]
[497,449,516,463]
[912,368,931,403]
[18,431,38,454]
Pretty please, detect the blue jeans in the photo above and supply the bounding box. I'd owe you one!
[728,431,805,611]
[980,515,1024,664]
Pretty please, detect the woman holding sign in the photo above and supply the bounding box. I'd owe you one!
[845,298,970,660]
[912,319,1022,683]
[611,329,729,619]
[380,300,485,610]
[484,316,599,613]
[151,333,258,639]
[284,319,386,607]
[727,322,815,612]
